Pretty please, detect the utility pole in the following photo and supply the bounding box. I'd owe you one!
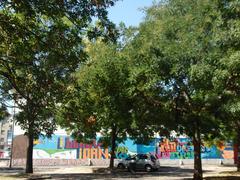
[9,104,15,168]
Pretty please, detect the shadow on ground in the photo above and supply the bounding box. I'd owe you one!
[0,167,24,174]
[204,177,240,180]
[23,166,201,180]
[203,170,240,180]
[3,166,237,180]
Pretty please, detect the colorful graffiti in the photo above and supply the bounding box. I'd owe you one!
[156,138,226,159]
[34,136,108,159]
[33,135,234,160]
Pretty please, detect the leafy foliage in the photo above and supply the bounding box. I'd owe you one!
[0,0,118,173]
[211,1,240,171]
[0,103,9,121]
[126,1,227,179]
[0,0,118,138]
[58,40,130,142]
[57,40,133,168]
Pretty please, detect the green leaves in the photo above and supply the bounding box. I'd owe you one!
[0,0,118,137]
[58,40,131,145]
[0,104,9,121]
[128,0,228,141]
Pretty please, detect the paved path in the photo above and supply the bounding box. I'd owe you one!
[0,165,239,179]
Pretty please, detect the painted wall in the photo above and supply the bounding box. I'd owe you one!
[33,135,234,160]
[156,138,233,159]
[33,136,109,159]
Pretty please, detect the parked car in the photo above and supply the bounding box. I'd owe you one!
[117,155,135,169]
[117,154,160,172]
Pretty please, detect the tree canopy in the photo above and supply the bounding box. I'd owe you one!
[1,0,240,178]
[0,0,118,173]
[57,40,134,168]
[125,0,227,179]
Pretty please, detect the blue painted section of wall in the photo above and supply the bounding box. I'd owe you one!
[137,141,156,154]
[34,136,59,149]
[118,138,137,153]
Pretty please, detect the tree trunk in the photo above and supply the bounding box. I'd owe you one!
[109,125,117,169]
[237,128,240,172]
[193,120,203,180]
[26,133,34,173]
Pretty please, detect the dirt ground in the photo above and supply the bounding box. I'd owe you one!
[0,165,239,180]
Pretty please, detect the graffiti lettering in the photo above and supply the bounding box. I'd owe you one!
[59,137,102,149]
[156,138,227,159]
[77,148,108,159]
[32,136,234,160]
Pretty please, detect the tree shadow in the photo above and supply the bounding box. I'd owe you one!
[204,176,240,180]
[0,167,24,174]
[26,166,213,180]
[0,166,219,180]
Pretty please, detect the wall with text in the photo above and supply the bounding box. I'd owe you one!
[33,135,234,160]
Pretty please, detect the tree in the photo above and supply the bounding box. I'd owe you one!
[131,1,222,179]
[0,104,9,121]
[122,21,176,142]
[212,0,240,171]
[0,0,117,173]
[57,40,133,169]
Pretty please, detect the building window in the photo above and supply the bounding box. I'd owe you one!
[1,130,5,135]
[7,130,12,140]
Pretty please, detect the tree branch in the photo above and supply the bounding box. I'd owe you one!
[0,70,29,101]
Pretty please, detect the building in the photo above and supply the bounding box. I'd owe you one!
[0,117,13,158]
[10,123,235,166]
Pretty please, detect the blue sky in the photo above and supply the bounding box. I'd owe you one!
[108,0,156,27]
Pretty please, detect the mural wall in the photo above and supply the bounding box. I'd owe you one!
[33,136,108,159]
[33,135,234,160]
[156,138,233,159]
